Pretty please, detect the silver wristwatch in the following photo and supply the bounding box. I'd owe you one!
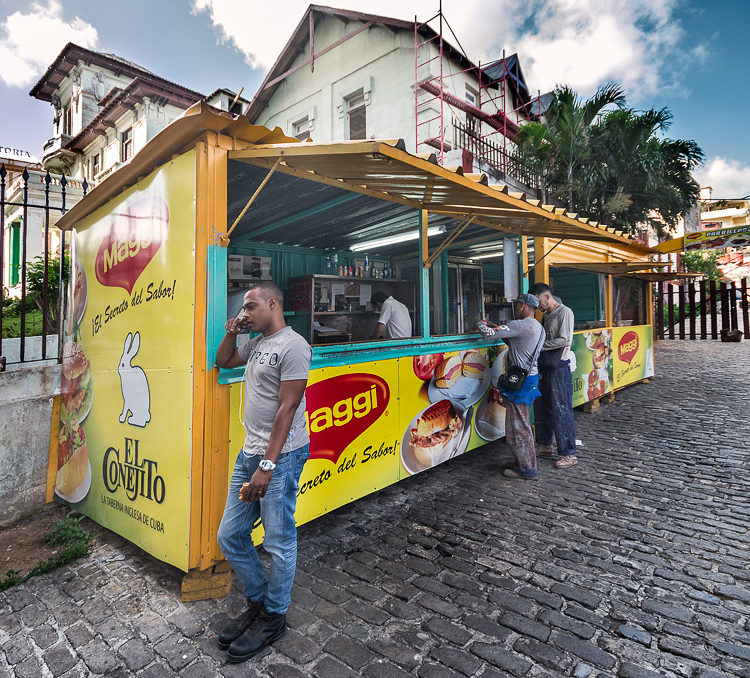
[259,459,276,472]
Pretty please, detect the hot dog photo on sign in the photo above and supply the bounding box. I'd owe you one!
[402,348,498,474]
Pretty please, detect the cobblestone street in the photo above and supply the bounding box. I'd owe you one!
[1,340,749,678]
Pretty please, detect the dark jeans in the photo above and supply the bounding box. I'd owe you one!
[534,361,576,456]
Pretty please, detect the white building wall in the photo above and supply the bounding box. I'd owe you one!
[256,16,520,161]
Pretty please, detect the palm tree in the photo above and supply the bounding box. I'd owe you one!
[517,83,626,210]
[587,107,704,233]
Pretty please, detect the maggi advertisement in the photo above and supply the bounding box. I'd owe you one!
[228,346,508,538]
[56,151,196,571]
[612,325,653,388]
[570,329,613,407]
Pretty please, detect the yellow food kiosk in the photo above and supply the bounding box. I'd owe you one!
[49,103,657,592]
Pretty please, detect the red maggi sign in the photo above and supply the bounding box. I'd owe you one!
[305,374,390,463]
[95,197,169,294]
[618,331,639,365]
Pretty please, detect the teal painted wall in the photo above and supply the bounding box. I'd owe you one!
[549,269,603,326]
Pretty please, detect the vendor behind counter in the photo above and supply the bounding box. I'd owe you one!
[370,291,412,339]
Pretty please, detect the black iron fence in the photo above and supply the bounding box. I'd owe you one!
[0,163,87,368]
[656,278,750,340]
[452,120,544,197]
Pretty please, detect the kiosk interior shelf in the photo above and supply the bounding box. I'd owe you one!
[291,275,416,344]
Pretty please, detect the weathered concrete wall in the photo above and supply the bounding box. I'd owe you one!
[0,362,60,524]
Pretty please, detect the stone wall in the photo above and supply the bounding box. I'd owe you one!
[0,362,60,524]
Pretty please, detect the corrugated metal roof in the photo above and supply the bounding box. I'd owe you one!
[229,140,654,252]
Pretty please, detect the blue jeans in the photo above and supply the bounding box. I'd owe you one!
[217,445,309,614]
[534,361,577,457]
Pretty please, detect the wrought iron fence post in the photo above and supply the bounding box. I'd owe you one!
[0,164,6,359]
[42,171,51,359]
[20,169,29,362]
[58,175,68,364]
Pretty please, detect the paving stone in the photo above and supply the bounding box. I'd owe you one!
[539,609,596,639]
[29,623,58,650]
[368,640,421,671]
[275,629,320,664]
[618,662,665,678]
[513,637,572,672]
[430,645,483,675]
[616,624,651,646]
[153,633,198,671]
[641,598,695,624]
[710,640,750,661]
[13,656,43,678]
[550,583,602,610]
[470,642,533,675]
[117,637,155,671]
[324,634,376,670]
[422,616,472,645]
[78,638,123,674]
[43,643,78,677]
[498,610,551,642]
[463,615,514,641]
[417,593,463,618]
[419,661,462,678]
[363,658,412,678]
[312,655,358,678]
[554,633,616,670]
[181,660,219,678]
[264,664,308,678]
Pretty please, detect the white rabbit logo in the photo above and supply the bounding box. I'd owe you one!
[118,331,151,427]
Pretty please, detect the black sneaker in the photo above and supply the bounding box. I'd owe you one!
[217,600,264,650]
[226,609,287,663]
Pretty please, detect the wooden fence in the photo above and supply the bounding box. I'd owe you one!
[656,278,750,340]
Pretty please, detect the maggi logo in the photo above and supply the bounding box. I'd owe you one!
[304,374,390,463]
[618,331,639,365]
[306,384,378,434]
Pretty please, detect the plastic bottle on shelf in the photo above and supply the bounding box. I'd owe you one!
[338,265,343,276]
[364,255,369,277]
[325,255,332,275]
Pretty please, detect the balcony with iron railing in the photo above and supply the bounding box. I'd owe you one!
[451,120,544,198]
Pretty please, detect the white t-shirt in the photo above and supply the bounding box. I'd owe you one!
[377,296,412,339]
[236,326,311,455]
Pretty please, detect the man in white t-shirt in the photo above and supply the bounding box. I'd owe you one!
[215,282,311,664]
[371,290,412,339]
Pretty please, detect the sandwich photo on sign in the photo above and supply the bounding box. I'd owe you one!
[400,399,472,475]
[427,349,490,407]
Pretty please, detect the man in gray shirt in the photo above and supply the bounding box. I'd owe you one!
[481,294,545,479]
[215,282,311,663]
[530,282,578,469]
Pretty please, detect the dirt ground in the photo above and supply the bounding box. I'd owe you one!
[0,503,99,580]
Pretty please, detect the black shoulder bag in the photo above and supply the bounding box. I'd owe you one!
[500,325,546,391]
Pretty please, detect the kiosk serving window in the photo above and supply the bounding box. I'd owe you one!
[225,157,520,350]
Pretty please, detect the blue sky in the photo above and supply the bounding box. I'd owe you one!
[1,0,748,198]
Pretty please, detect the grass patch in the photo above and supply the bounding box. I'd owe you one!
[1,308,44,338]
[0,516,93,592]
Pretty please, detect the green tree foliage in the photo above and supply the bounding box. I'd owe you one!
[25,250,70,333]
[517,86,704,236]
[681,250,723,281]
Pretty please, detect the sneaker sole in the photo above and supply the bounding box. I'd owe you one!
[226,626,287,663]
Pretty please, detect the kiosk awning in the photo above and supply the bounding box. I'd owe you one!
[229,141,654,252]
[550,261,670,275]
[620,271,703,282]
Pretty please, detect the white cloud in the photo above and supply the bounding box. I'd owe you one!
[0,0,98,88]
[191,0,703,99]
[695,157,750,199]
